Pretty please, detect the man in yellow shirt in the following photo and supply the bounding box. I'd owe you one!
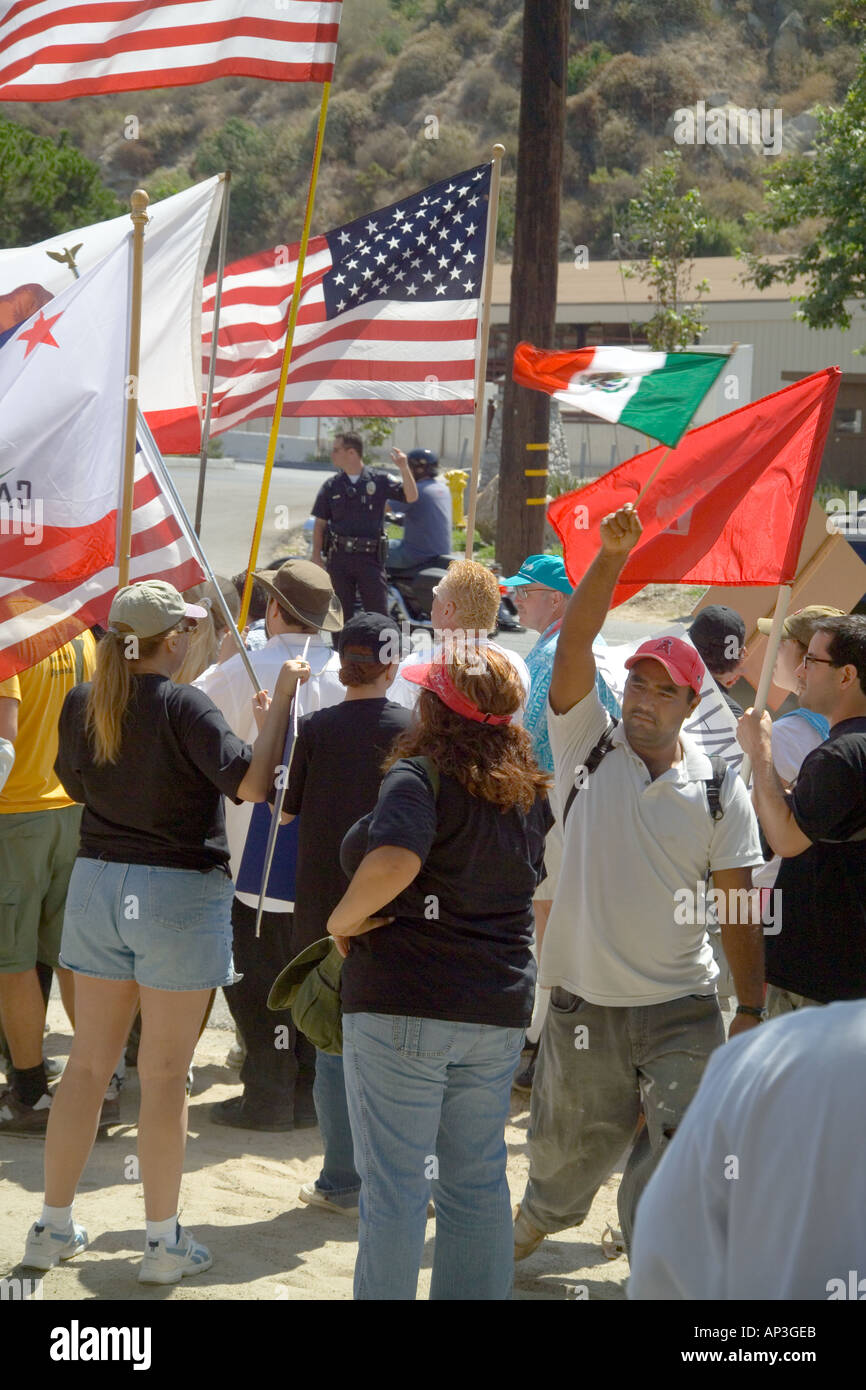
[0,632,96,1134]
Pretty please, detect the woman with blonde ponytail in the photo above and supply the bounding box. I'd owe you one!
[22,580,309,1287]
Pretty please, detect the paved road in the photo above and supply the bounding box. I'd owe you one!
[167,458,331,579]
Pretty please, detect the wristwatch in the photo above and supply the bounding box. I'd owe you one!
[735,1003,768,1022]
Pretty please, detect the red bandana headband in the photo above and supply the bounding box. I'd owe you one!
[405,661,512,725]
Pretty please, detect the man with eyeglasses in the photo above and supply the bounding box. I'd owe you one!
[499,555,620,1091]
[738,614,866,1012]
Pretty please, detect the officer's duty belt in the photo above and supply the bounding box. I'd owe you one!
[329,534,382,555]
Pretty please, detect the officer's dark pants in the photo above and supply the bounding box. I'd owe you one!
[327,550,390,617]
[223,899,316,1118]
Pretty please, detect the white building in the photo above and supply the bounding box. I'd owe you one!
[225,257,866,487]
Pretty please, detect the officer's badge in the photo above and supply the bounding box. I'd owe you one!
[366,481,376,495]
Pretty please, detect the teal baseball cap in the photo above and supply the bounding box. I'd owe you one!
[499,554,573,596]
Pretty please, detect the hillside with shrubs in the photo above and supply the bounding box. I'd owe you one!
[0,0,859,264]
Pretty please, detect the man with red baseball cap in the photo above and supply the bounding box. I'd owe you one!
[514,504,765,1265]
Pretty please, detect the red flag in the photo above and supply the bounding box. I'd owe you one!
[548,368,841,607]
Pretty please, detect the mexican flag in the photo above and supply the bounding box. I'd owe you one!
[513,343,729,448]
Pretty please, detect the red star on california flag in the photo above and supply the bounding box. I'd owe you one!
[17,310,63,358]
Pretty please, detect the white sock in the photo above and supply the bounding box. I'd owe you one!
[146,1214,179,1245]
[40,1202,73,1232]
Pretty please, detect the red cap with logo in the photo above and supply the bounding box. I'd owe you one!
[624,636,706,694]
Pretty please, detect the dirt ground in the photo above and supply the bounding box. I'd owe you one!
[0,1000,627,1302]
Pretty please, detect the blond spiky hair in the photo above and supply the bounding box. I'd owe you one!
[440,559,501,632]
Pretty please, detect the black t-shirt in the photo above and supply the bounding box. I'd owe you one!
[55,674,252,872]
[339,758,554,1028]
[284,697,412,953]
[765,716,866,1002]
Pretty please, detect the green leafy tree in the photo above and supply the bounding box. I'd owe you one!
[621,150,710,350]
[0,120,121,246]
[743,2,866,333]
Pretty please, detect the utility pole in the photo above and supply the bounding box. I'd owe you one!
[496,0,569,572]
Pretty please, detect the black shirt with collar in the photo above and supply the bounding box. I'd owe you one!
[766,716,866,1002]
[311,466,407,539]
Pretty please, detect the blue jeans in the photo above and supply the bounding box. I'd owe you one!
[59,859,238,991]
[313,1048,361,1204]
[342,1011,524,1301]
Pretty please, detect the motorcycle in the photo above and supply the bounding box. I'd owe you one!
[386,557,524,637]
[303,518,523,635]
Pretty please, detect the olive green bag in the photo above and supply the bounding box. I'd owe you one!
[267,756,440,1055]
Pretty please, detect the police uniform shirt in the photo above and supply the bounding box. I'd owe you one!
[312,466,407,539]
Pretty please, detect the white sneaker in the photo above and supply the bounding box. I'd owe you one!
[138,1225,213,1285]
[23,1221,88,1270]
[298,1182,359,1218]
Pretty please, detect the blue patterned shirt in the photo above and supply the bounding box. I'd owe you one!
[524,622,621,775]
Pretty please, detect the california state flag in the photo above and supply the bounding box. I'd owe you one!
[0,240,203,680]
[513,342,728,448]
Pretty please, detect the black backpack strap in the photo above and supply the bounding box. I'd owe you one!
[704,755,728,823]
[562,718,619,828]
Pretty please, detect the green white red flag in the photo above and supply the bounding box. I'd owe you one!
[513,342,729,448]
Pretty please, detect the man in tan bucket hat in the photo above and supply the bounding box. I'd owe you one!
[195,560,345,1130]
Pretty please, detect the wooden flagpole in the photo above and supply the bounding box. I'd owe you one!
[194,171,232,536]
[118,188,150,589]
[464,143,505,560]
[739,583,793,785]
[237,83,332,629]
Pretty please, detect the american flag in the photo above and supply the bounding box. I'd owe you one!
[202,162,493,434]
[0,0,341,101]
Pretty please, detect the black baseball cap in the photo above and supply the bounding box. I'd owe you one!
[688,605,746,667]
[336,612,403,665]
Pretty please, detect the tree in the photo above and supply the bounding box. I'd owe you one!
[743,4,866,333]
[621,150,710,351]
[0,120,121,247]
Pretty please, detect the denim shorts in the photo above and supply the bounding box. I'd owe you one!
[59,858,240,992]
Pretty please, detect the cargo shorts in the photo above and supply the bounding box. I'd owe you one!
[0,805,83,973]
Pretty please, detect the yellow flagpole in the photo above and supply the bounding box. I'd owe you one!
[237,83,332,630]
[118,188,150,589]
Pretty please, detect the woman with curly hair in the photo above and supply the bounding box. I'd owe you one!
[328,645,553,1300]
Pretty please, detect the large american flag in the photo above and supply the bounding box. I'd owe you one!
[0,0,341,100]
[202,162,493,434]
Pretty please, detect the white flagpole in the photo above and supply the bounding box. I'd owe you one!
[739,583,792,785]
[254,634,311,939]
[137,412,261,694]
[194,171,231,536]
[464,144,505,559]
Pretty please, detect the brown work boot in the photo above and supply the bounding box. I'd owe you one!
[514,1203,546,1261]
[0,1088,51,1136]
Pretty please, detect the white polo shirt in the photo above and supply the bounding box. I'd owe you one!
[195,632,344,911]
[542,685,764,1006]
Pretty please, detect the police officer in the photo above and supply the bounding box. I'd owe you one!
[387,448,454,571]
[311,431,417,618]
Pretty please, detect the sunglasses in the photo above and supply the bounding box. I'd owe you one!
[512,585,555,599]
[177,618,199,634]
